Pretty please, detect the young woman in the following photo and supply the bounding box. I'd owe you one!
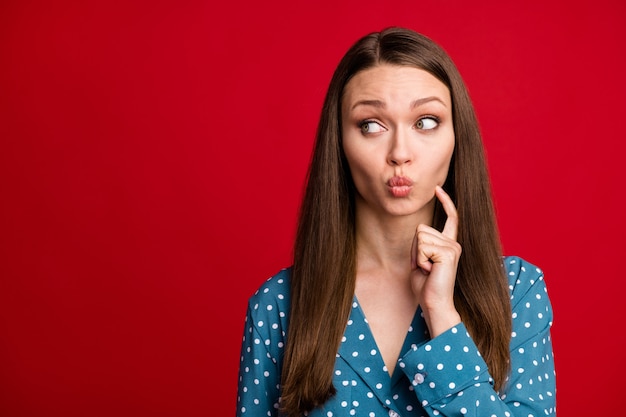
[237,27,556,417]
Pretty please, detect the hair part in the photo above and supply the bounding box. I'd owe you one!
[281,27,512,417]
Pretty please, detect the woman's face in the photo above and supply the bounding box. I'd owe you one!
[341,64,455,220]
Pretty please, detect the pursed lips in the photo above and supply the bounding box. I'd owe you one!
[387,176,413,197]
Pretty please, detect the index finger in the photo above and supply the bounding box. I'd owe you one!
[435,185,458,241]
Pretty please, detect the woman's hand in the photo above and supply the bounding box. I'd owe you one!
[410,185,462,338]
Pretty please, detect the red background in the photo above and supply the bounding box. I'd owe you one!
[1,1,625,415]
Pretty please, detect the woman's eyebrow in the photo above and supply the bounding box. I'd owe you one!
[410,96,447,108]
[351,99,385,110]
[350,96,446,111]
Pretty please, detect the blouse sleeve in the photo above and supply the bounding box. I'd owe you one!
[398,257,556,416]
[236,272,290,417]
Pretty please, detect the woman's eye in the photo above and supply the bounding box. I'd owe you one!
[416,117,439,130]
[360,121,385,134]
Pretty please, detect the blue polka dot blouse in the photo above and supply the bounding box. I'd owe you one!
[237,256,556,416]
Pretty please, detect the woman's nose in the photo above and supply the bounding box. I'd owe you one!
[387,129,413,166]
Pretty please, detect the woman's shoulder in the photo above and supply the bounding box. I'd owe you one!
[502,255,550,308]
[246,267,292,313]
[503,256,554,353]
[241,269,291,365]
[503,255,544,282]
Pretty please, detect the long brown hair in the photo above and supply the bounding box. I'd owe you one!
[281,27,512,416]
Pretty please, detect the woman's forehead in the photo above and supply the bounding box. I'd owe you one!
[342,65,451,110]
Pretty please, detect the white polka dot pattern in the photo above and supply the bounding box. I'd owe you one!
[236,257,556,416]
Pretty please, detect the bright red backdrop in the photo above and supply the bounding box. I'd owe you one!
[1,1,625,415]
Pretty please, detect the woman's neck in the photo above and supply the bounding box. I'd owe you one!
[353,203,433,279]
